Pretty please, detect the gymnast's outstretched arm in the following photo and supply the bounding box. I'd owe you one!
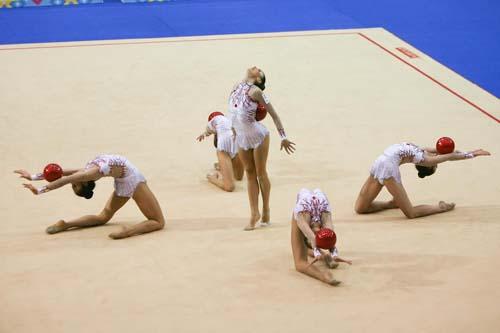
[62,169,81,176]
[295,213,317,249]
[196,126,214,142]
[423,147,438,153]
[14,168,80,181]
[249,87,296,154]
[420,149,490,167]
[22,167,102,195]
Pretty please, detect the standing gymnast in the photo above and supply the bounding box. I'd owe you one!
[291,189,351,286]
[355,142,490,218]
[196,111,244,192]
[229,66,296,230]
[15,154,165,239]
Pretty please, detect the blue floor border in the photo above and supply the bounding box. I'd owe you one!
[1,0,499,97]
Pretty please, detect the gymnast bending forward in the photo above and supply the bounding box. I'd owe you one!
[291,189,351,286]
[15,154,165,239]
[196,111,244,192]
[355,142,490,219]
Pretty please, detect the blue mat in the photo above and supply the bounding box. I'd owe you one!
[1,0,498,97]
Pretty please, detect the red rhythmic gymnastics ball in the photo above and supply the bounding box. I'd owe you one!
[255,104,267,121]
[436,137,455,154]
[43,163,63,182]
[315,228,337,250]
[208,111,224,122]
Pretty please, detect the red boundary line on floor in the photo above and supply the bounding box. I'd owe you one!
[0,31,497,123]
[0,31,358,51]
[357,33,499,123]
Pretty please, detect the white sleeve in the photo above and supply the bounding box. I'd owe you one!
[262,93,270,105]
[99,163,111,175]
[412,146,425,163]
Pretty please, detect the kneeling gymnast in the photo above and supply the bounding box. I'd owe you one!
[16,154,165,239]
[291,188,351,286]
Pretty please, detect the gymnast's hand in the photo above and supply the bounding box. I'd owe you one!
[335,257,353,265]
[470,149,490,157]
[23,183,39,195]
[281,139,296,154]
[14,169,31,180]
[196,134,206,142]
[306,248,322,268]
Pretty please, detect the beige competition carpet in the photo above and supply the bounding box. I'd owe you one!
[1,29,499,332]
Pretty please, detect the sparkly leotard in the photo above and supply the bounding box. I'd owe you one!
[370,143,425,184]
[228,82,269,150]
[207,115,238,158]
[293,188,332,226]
[85,154,146,197]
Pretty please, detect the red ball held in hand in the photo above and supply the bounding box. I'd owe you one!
[315,228,337,250]
[436,137,455,154]
[43,163,63,182]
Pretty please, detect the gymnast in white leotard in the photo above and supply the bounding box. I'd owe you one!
[291,189,351,286]
[228,66,296,230]
[196,111,244,192]
[355,142,490,219]
[16,154,165,239]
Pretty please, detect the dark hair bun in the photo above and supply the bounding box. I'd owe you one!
[255,71,266,91]
[76,181,96,199]
[415,165,435,179]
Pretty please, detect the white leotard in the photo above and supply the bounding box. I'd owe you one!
[207,115,238,158]
[294,188,339,257]
[228,82,269,150]
[85,154,146,197]
[370,143,425,184]
[293,188,332,225]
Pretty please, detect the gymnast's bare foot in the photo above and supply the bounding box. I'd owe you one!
[439,201,456,212]
[244,212,261,231]
[386,200,398,209]
[108,226,129,239]
[324,272,341,286]
[329,279,341,286]
[46,220,67,234]
[261,208,270,224]
[206,171,219,180]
